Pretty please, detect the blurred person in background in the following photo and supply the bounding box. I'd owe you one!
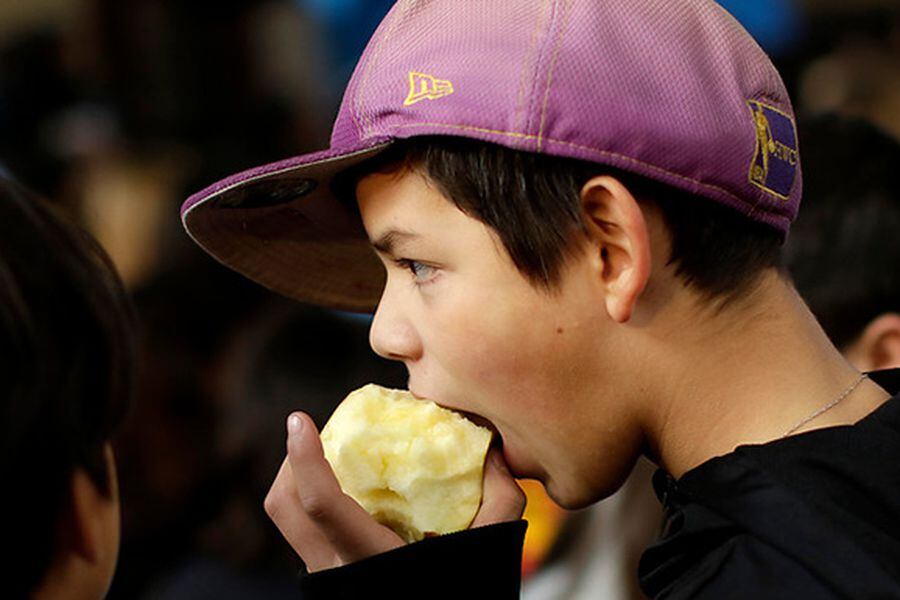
[0,178,135,599]
[786,114,900,371]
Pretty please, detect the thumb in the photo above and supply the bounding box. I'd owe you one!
[471,447,526,528]
[286,412,404,561]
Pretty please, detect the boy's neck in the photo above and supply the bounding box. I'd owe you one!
[643,271,891,480]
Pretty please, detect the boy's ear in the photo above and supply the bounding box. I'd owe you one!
[580,175,652,323]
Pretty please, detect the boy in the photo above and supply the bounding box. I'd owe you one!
[181,1,900,597]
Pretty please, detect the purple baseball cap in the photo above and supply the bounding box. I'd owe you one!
[181,0,802,312]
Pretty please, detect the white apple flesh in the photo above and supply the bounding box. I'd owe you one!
[320,384,493,543]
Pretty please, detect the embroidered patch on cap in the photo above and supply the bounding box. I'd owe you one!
[747,100,798,200]
[404,71,454,106]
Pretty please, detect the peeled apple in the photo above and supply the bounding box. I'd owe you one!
[320,384,493,543]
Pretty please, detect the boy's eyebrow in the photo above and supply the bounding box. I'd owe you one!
[371,229,419,255]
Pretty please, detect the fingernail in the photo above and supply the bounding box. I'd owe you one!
[288,414,303,435]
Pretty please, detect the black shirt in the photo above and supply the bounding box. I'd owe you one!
[298,369,900,599]
[639,368,900,599]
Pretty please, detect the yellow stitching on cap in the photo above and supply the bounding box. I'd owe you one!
[394,121,535,139]
[513,0,550,134]
[391,121,792,227]
[403,71,455,106]
[537,0,574,152]
[354,0,410,137]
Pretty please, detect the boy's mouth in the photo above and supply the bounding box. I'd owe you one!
[408,388,502,444]
[411,392,525,477]
[409,389,501,434]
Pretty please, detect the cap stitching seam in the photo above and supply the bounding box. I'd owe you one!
[354,0,410,139]
[513,0,550,135]
[537,0,573,152]
[525,0,559,141]
[392,121,789,223]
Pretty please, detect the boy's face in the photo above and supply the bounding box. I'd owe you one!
[356,168,640,508]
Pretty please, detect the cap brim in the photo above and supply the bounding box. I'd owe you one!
[181,142,392,312]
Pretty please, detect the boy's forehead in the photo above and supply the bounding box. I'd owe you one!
[356,169,459,227]
[356,168,508,259]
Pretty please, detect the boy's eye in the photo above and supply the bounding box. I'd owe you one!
[396,259,437,283]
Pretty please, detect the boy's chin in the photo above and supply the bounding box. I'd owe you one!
[542,472,620,510]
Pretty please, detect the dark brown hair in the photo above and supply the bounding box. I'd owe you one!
[338,136,784,305]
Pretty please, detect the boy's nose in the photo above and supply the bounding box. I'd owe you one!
[369,294,422,363]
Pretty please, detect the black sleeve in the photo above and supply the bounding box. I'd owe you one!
[298,520,528,599]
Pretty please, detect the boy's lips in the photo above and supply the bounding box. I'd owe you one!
[457,410,500,437]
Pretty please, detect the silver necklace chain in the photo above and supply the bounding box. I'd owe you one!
[782,373,868,438]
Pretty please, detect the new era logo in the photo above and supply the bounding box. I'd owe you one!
[404,71,454,106]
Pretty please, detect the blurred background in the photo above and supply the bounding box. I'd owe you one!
[1,0,899,598]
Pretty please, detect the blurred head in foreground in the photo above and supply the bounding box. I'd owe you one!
[0,178,135,598]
